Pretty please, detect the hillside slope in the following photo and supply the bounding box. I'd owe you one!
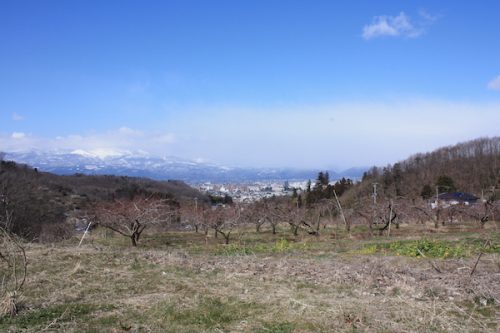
[0,159,206,240]
[351,137,500,201]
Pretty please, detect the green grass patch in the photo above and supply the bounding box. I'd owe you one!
[256,321,296,333]
[451,297,498,324]
[160,296,258,330]
[354,238,499,258]
[213,238,312,256]
[214,243,257,256]
[0,303,115,330]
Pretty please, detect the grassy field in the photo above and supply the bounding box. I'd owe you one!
[1,222,499,332]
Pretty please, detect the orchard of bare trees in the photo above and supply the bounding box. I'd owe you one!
[0,137,498,253]
[1,138,499,332]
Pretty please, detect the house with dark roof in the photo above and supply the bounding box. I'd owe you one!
[431,192,479,209]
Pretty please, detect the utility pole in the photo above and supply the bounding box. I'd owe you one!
[194,197,198,221]
[435,186,440,228]
[491,186,496,222]
[194,197,199,233]
[370,182,378,233]
[372,183,378,205]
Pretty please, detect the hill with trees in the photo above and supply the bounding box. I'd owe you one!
[352,137,499,201]
[0,158,206,241]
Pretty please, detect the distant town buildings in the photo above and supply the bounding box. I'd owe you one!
[194,180,349,202]
[194,181,312,202]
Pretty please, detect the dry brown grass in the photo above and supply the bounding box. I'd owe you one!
[0,292,22,318]
[0,222,498,332]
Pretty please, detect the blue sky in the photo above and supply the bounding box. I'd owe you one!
[1,0,499,169]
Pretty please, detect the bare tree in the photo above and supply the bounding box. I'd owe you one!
[209,204,241,245]
[180,199,205,233]
[242,200,268,233]
[349,196,403,236]
[199,206,216,242]
[0,182,28,316]
[374,200,398,236]
[277,203,308,236]
[262,199,286,235]
[451,198,499,229]
[1,210,27,317]
[96,195,176,246]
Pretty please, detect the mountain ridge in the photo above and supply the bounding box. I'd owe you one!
[2,150,366,183]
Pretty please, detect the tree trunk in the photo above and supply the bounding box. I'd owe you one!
[315,214,321,236]
[435,209,440,228]
[131,234,138,246]
[272,224,276,235]
[480,216,488,229]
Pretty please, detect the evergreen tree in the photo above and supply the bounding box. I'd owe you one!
[305,180,314,206]
[334,178,353,196]
[392,163,403,196]
[436,175,456,192]
[297,194,303,208]
[315,171,330,188]
[420,184,433,199]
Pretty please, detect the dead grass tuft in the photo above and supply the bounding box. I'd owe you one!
[0,291,23,317]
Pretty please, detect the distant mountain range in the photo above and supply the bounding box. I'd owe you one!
[3,150,367,183]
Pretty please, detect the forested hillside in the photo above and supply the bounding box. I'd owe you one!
[354,137,499,200]
[0,159,205,240]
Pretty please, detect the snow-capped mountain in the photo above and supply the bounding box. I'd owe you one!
[3,150,366,183]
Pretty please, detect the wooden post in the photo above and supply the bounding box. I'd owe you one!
[78,221,92,248]
[333,189,349,233]
[387,200,393,237]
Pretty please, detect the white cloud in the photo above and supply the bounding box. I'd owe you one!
[418,9,439,22]
[487,76,500,91]
[118,126,142,135]
[362,11,432,40]
[11,112,24,121]
[153,134,175,144]
[11,132,26,139]
[1,127,175,157]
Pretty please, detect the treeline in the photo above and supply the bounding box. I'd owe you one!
[357,137,500,200]
[0,159,206,241]
[300,172,353,206]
